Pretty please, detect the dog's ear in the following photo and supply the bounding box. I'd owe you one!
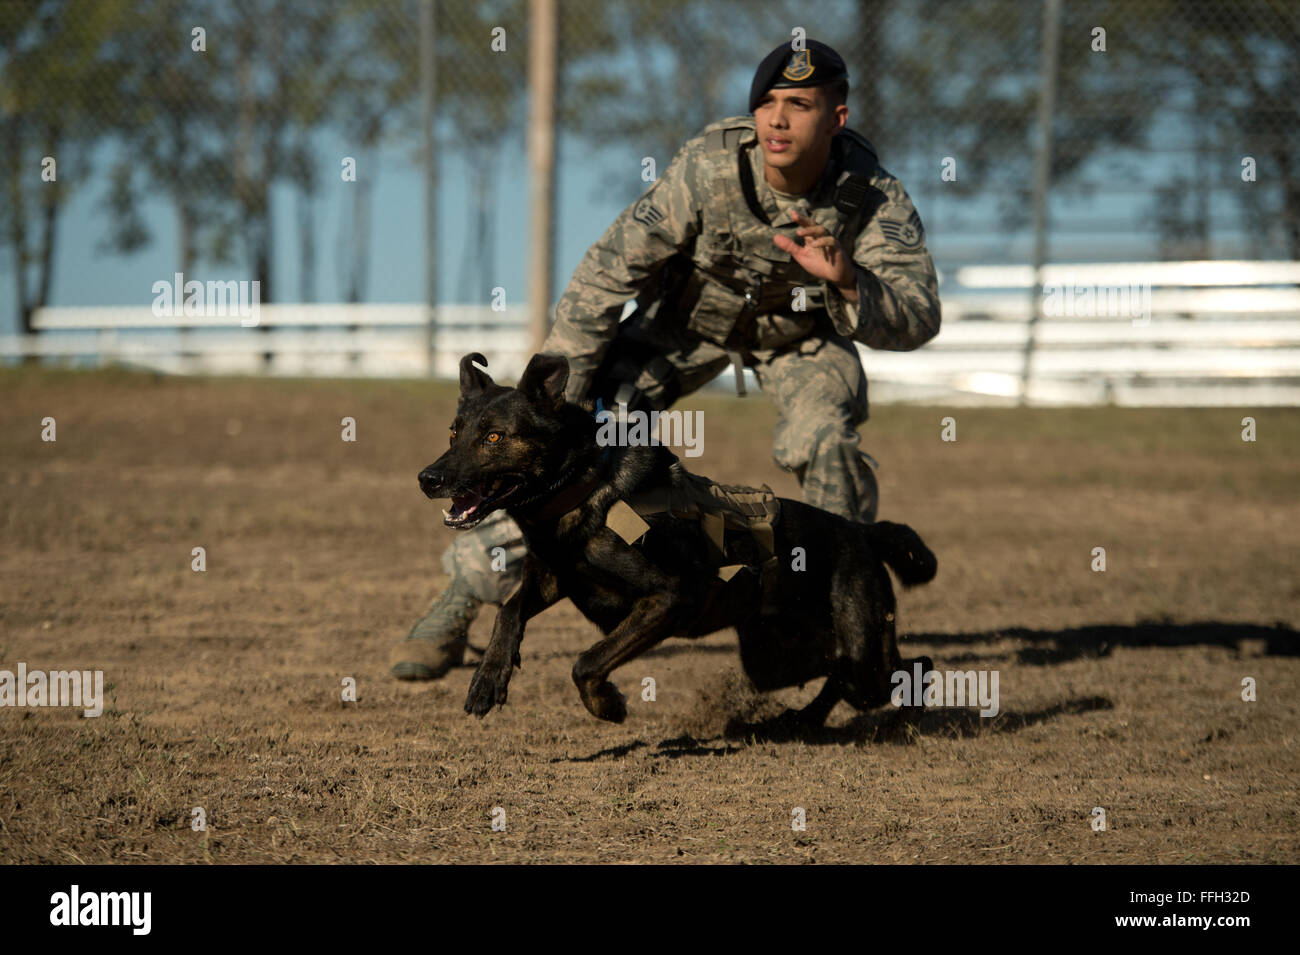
[518,352,569,413]
[459,353,493,395]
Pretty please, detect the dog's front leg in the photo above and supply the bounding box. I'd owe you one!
[464,554,562,717]
[572,591,683,723]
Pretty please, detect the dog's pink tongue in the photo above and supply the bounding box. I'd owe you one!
[451,488,483,517]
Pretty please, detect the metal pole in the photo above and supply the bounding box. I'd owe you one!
[421,0,438,375]
[1021,0,1061,405]
[527,0,558,355]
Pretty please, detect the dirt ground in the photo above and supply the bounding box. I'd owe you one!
[1,366,1297,864]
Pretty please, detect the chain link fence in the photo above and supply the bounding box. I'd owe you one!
[3,0,1298,332]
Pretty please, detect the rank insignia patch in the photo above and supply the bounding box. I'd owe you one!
[633,196,665,227]
[880,208,925,249]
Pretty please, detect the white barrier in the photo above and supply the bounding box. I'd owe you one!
[5,262,1299,406]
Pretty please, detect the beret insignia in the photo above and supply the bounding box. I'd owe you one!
[749,39,847,113]
[782,49,814,82]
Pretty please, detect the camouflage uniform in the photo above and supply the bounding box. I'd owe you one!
[427,115,940,607]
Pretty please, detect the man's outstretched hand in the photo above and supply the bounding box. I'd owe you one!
[772,209,859,303]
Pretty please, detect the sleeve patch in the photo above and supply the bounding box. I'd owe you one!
[634,196,666,227]
[880,208,925,249]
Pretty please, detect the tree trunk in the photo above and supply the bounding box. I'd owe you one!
[35,172,57,313]
[855,0,888,147]
[31,122,61,322]
[177,202,194,275]
[344,153,373,303]
[297,186,315,302]
[6,116,32,336]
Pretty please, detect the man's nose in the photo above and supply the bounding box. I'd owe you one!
[418,465,444,498]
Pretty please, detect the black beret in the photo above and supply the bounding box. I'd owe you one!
[748,40,849,113]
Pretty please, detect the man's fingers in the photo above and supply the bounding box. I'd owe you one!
[775,232,839,263]
[772,234,800,254]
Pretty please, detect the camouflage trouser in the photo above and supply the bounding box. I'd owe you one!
[442,312,879,604]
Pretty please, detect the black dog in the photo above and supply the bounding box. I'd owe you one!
[418,352,936,728]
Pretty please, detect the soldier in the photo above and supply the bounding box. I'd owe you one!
[391,38,940,681]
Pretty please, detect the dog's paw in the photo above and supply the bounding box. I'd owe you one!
[763,708,812,738]
[464,653,514,717]
[578,680,627,723]
[725,707,822,742]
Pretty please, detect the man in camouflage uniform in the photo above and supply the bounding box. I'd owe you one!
[391,39,940,681]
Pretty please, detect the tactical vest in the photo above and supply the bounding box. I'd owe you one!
[603,461,782,603]
[537,447,783,607]
[674,116,880,349]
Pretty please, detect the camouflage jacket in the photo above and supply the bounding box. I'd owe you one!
[548,115,941,402]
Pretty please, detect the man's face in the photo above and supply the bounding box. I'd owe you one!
[753,86,848,175]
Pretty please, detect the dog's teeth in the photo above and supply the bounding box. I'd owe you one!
[442,508,452,520]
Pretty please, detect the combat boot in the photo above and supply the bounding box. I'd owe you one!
[389,576,483,681]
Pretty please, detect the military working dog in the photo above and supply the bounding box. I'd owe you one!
[418,352,937,728]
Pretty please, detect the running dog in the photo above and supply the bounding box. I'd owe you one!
[418,352,936,728]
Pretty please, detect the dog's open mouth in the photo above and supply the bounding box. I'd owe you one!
[443,476,524,528]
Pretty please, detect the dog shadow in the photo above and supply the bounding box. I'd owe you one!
[556,697,1114,761]
[554,619,1295,758]
[722,694,1115,746]
[908,619,1299,666]
[556,737,748,762]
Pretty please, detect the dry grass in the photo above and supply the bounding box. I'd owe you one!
[1,367,1296,863]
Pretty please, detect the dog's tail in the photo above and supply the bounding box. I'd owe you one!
[862,521,937,588]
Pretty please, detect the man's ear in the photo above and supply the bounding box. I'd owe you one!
[518,352,569,413]
[459,352,494,395]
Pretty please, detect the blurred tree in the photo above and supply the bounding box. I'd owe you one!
[888,0,1159,229]
[558,0,809,201]
[11,0,1296,325]
[327,0,419,303]
[104,0,232,277]
[280,4,339,302]
[438,0,529,304]
[1152,0,1300,259]
[0,0,130,334]
[105,0,350,300]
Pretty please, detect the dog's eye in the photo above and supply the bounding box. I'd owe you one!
[485,431,502,444]
[448,428,457,444]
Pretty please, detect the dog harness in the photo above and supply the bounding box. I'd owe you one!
[612,461,780,587]
[531,407,783,600]
[532,460,782,605]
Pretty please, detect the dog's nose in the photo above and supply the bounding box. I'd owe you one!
[418,466,444,498]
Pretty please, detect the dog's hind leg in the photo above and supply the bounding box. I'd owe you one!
[833,564,907,713]
[755,674,844,738]
[572,592,685,723]
[791,674,844,727]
